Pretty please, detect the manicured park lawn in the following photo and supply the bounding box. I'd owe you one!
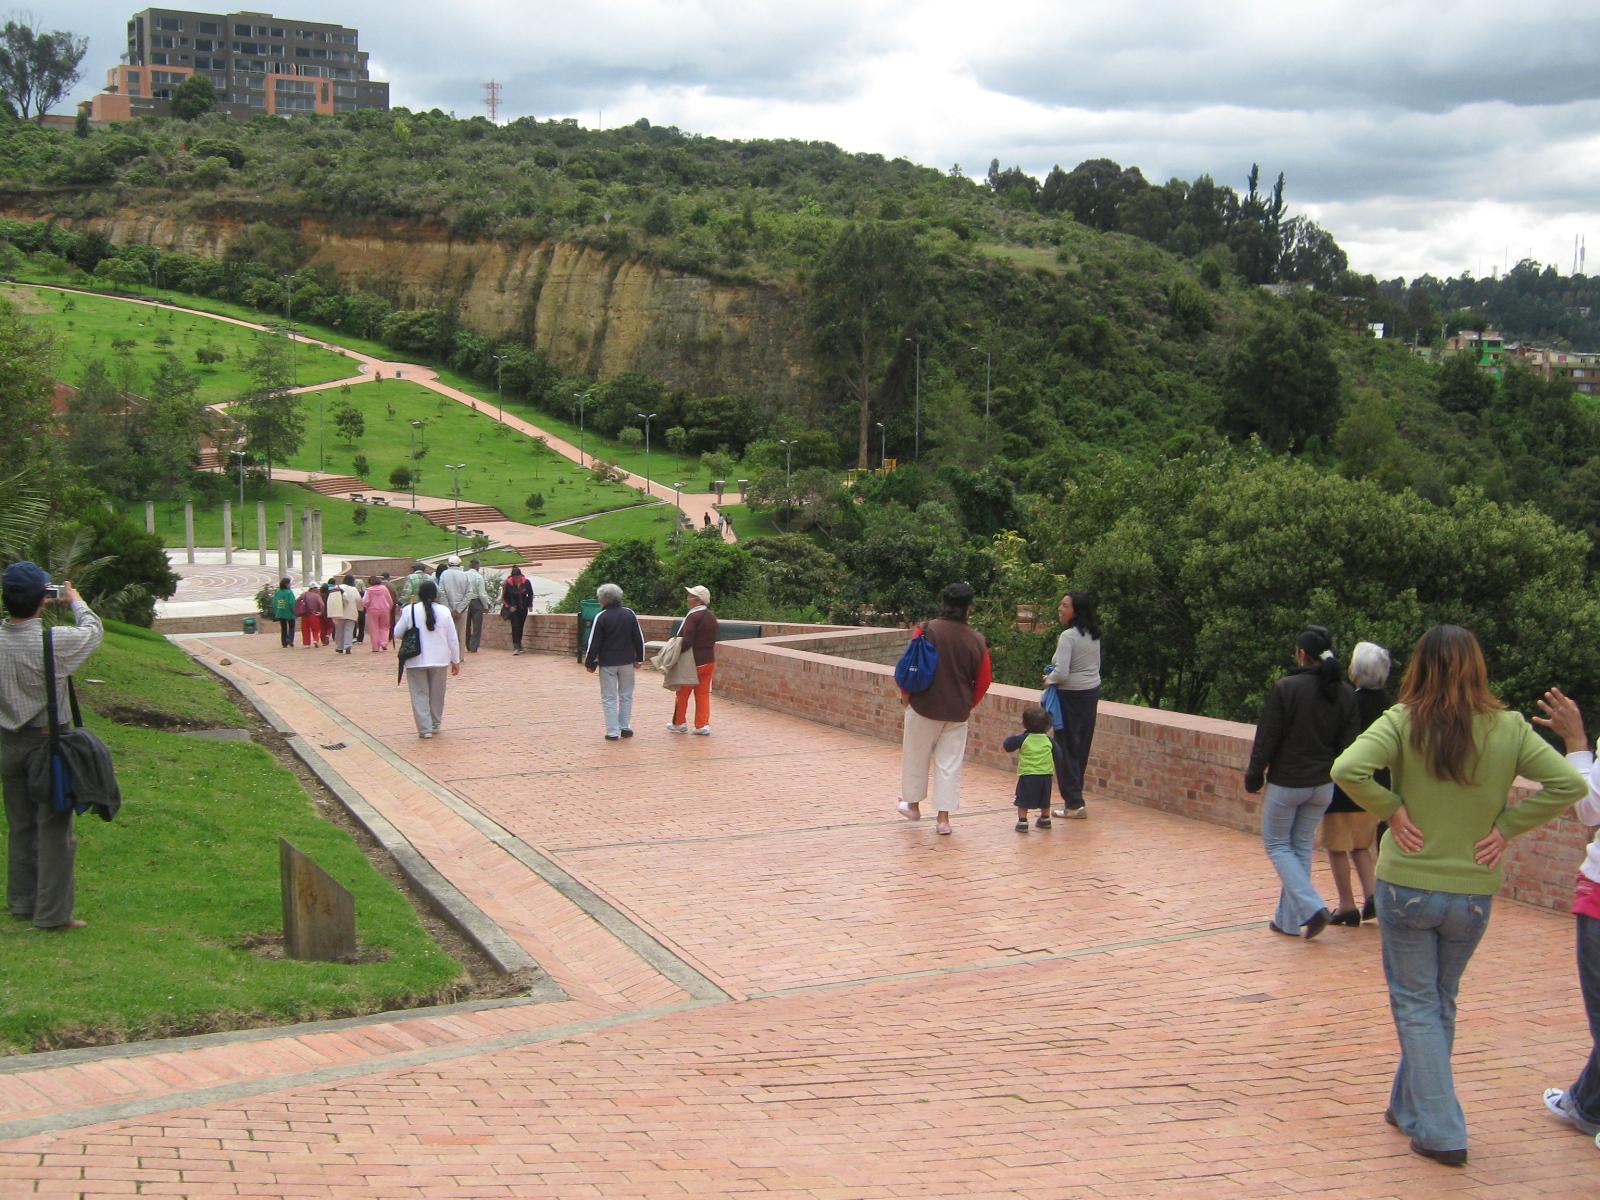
[558,502,680,550]
[434,368,709,487]
[717,503,785,540]
[0,623,464,1052]
[122,481,456,559]
[3,282,354,404]
[290,379,648,523]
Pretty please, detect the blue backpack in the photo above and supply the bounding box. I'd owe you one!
[894,627,940,693]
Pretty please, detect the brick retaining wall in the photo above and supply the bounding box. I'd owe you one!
[457,616,1595,913]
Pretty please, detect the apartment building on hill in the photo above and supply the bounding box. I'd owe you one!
[87,8,389,121]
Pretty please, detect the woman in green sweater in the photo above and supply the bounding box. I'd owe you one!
[1331,625,1587,1167]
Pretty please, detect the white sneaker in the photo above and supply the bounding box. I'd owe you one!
[666,722,688,733]
[1546,1088,1600,1135]
[691,726,712,736]
[1052,807,1088,820]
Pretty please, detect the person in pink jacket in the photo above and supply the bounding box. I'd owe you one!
[362,575,394,651]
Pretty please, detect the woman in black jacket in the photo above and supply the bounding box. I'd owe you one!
[1244,625,1360,939]
[500,566,534,655]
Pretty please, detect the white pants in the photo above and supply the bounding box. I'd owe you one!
[901,708,969,814]
[598,664,636,736]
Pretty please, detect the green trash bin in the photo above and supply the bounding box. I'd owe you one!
[577,598,602,661]
[243,616,257,635]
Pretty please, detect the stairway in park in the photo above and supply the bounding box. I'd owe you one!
[421,503,507,527]
[509,539,603,565]
[299,475,368,497]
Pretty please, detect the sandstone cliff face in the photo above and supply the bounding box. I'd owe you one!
[11,205,815,409]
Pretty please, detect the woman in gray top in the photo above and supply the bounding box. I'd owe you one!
[1043,591,1102,818]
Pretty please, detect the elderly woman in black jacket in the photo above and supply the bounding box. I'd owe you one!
[1245,625,1360,940]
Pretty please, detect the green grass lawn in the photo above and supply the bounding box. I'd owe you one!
[10,261,399,361]
[121,481,456,558]
[559,502,681,550]
[0,623,464,1052]
[291,379,649,523]
[717,503,786,539]
[4,282,355,404]
[434,368,709,487]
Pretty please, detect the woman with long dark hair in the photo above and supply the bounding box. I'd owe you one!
[1044,590,1101,819]
[1245,625,1359,940]
[391,580,461,739]
[1333,625,1586,1166]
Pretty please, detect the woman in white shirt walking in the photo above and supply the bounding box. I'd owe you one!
[1044,591,1102,819]
[392,580,461,739]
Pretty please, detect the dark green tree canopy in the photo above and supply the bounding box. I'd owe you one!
[170,73,217,121]
[0,20,86,122]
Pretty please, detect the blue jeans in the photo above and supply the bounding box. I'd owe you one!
[1378,881,1492,1151]
[1261,783,1333,929]
[1568,913,1600,1128]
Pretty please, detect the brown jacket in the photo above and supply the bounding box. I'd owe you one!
[680,607,719,665]
[908,618,989,722]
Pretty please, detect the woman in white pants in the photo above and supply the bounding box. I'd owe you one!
[895,582,992,836]
[393,580,460,739]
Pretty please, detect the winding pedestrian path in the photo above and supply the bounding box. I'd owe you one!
[0,635,1593,1197]
[25,282,738,544]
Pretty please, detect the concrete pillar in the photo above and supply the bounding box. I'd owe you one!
[276,521,288,579]
[311,508,324,579]
[183,501,195,564]
[222,500,233,564]
[144,501,155,533]
[257,501,267,565]
[299,511,312,586]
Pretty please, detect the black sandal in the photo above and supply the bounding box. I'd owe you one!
[1035,816,1052,829]
[1015,819,1029,833]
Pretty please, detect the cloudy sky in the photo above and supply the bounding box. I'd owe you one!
[62,1,1600,282]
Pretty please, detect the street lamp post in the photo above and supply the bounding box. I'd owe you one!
[970,345,991,442]
[575,391,589,466]
[777,439,795,532]
[281,275,296,386]
[318,390,324,473]
[408,420,424,509]
[636,411,657,495]
[905,337,921,461]
[875,421,886,470]
[230,449,246,548]
[493,353,506,424]
[672,481,685,545]
[446,463,466,554]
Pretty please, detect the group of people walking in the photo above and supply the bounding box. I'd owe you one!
[1247,621,1600,1166]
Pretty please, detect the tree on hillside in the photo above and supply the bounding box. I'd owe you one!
[332,399,364,447]
[0,300,55,475]
[170,72,217,120]
[0,20,87,123]
[236,332,303,480]
[809,222,927,468]
[66,360,130,495]
[1223,306,1342,452]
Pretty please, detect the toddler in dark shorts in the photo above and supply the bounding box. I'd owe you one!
[1004,704,1060,832]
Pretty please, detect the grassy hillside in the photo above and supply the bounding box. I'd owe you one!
[0,622,464,1052]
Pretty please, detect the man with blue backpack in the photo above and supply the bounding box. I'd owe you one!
[895,581,992,836]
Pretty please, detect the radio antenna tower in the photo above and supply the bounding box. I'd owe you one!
[483,80,502,124]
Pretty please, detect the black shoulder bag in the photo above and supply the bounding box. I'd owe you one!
[42,627,121,820]
[396,603,423,683]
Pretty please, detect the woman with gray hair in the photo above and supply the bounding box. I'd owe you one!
[1324,641,1395,926]
[584,582,645,740]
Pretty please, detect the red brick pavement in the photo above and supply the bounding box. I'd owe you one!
[1,638,1595,1196]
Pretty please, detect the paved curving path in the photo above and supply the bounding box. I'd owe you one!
[0,637,1594,1197]
[27,282,738,544]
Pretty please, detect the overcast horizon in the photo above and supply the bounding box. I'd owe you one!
[59,1,1600,284]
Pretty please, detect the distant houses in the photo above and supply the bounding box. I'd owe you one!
[1412,328,1600,394]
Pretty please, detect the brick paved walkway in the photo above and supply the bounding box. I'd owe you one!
[2,639,1595,1197]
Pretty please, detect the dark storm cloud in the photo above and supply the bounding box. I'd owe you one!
[970,3,1600,115]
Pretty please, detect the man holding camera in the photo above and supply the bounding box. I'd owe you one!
[1,564,103,931]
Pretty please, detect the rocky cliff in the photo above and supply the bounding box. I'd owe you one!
[7,204,816,410]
